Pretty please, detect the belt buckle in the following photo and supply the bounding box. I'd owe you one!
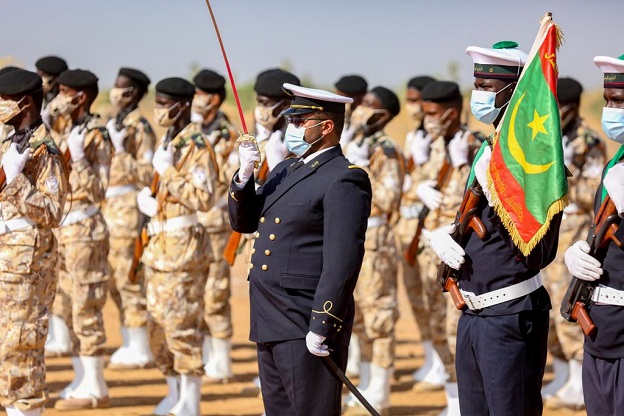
[462,292,476,310]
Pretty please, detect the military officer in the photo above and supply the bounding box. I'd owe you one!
[51,69,113,411]
[103,67,156,370]
[334,74,368,148]
[562,53,624,416]
[343,86,403,415]
[137,77,217,416]
[228,84,372,416]
[190,68,238,384]
[0,69,68,416]
[429,41,562,415]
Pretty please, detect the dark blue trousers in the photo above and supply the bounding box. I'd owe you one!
[583,350,624,416]
[456,310,549,416]
[257,338,348,416]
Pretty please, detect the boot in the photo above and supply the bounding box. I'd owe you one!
[344,364,390,416]
[169,375,201,416]
[541,357,569,399]
[59,357,84,399]
[5,406,42,416]
[439,383,460,416]
[108,327,154,370]
[413,340,435,381]
[346,334,361,377]
[343,361,370,408]
[153,376,179,416]
[204,337,233,384]
[412,346,447,392]
[45,315,72,357]
[54,356,110,410]
[240,375,261,397]
[201,335,213,367]
[544,359,585,410]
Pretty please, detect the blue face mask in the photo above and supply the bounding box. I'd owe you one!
[601,106,624,144]
[469,83,514,125]
[285,121,324,157]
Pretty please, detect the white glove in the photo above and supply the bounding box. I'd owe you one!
[448,131,469,168]
[137,187,158,217]
[409,130,431,166]
[305,331,329,357]
[564,240,603,281]
[41,106,51,128]
[402,174,413,193]
[603,163,624,216]
[106,119,128,154]
[345,141,370,167]
[429,224,465,270]
[237,140,260,184]
[67,126,86,162]
[474,145,493,205]
[2,143,30,184]
[265,131,288,171]
[416,180,442,210]
[562,136,574,166]
[152,143,174,176]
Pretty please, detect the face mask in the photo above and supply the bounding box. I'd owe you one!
[254,100,283,130]
[405,103,424,122]
[470,83,514,125]
[285,121,324,157]
[350,106,387,132]
[192,94,215,116]
[601,106,624,144]
[49,92,82,117]
[154,101,182,127]
[190,111,204,124]
[109,87,134,108]
[42,76,55,94]
[559,104,575,132]
[0,97,26,123]
[423,109,452,138]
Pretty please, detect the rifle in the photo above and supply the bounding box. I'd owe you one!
[560,194,623,336]
[0,129,43,190]
[129,172,160,284]
[403,158,453,267]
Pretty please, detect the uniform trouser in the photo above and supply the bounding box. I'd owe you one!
[57,240,109,356]
[146,265,207,377]
[456,310,549,416]
[353,242,398,369]
[583,350,624,416]
[257,339,348,416]
[107,236,148,328]
[0,269,56,411]
[202,231,232,339]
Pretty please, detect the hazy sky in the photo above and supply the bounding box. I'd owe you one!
[3,0,623,91]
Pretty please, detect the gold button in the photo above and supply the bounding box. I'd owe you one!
[262,264,268,271]
[255,232,260,238]
[260,217,266,223]
[269,234,276,240]
[275,218,281,224]
[265,250,271,256]
[251,248,256,254]
[249,263,254,269]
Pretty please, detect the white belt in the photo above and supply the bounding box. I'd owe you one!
[105,184,137,198]
[147,213,199,236]
[591,284,624,306]
[367,216,388,229]
[459,273,543,311]
[0,217,35,235]
[400,202,424,220]
[60,205,99,227]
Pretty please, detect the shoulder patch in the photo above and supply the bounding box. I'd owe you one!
[30,138,60,155]
[380,141,397,158]
[89,127,110,141]
[177,133,207,149]
[140,118,153,134]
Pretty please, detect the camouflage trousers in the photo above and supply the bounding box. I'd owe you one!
[0,268,56,411]
[201,231,232,339]
[353,225,399,369]
[543,212,590,362]
[108,236,148,328]
[146,265,208,377]
[57,240,109,356]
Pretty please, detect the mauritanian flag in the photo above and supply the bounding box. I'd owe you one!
[487,12,568,256]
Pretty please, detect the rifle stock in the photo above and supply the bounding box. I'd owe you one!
[0,167,5,190]
[223,231,242,266]
[129,172,160,284]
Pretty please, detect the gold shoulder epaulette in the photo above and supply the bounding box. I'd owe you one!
[348,164,363,170]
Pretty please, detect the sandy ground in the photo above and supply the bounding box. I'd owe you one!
[37,256,585,416]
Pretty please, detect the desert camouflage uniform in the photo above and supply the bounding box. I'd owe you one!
[352,131,403,369]
[54,115,113,357]
[142,124,216,377]
[101,108,156,329]
[191,112,238,340]
[543,119,605,362]
[0,124,67,410]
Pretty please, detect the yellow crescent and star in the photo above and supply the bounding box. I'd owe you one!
[507,92,555,174]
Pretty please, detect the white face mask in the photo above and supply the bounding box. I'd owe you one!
[284,121,324,157]
[191,93,215,116]
[254,100,283,130]
[405,102,424,122]
[601,106,624,144]
[109,87,134,108]
[470,82,514,125]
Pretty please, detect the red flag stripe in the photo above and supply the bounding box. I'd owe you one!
[538,25,558,98]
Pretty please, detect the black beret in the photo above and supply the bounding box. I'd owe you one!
[558,77,583,103]
[57,69,98,89]
[421,81,462,103]
[254,68,300,98]
[193,69,226,92]
[35,56,68,76]
[334,74,368,95]
[0,69,42,96]
[371,86,400,116]
[407,75,436,91]
[118,67,150,88]
[155,77,195,100]
[0,66,20,78]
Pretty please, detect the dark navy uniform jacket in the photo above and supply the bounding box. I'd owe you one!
[228,145,372,346]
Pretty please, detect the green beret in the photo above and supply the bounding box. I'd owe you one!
[193,69,226,93]
[334,75,368,94]
[155,77,195,100]
[35,56,68,76]
[407,75,436,91]
[118,67,150,88]
[57,69,98,89]
[371,86,400,116]
[0,69,43,96]
[557,77,583,103]
[421,81,462,103]
[254,68,300,98]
